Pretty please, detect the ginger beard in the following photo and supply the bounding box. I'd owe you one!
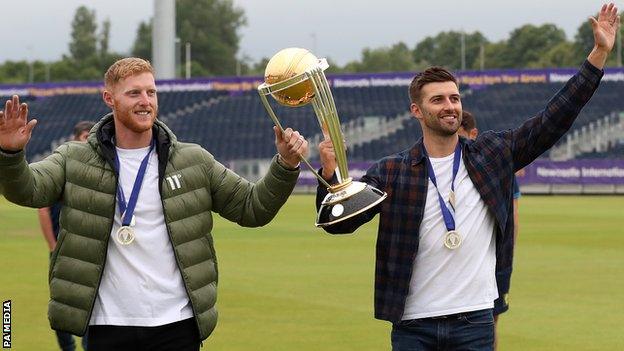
[112,98,158,134]
[107,72,159,134]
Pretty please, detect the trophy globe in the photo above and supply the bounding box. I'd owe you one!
[258,48,387,227]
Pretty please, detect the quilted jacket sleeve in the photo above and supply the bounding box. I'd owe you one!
[205,152,300,227]
[0,145,67,208]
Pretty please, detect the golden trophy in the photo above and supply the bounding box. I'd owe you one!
[257,48,387,227]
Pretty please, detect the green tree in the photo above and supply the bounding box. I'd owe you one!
[534,42,577,68]
[62,6,123,81]
[575,13,624,67]
[131,20,153,61]
[0,61,30,84]
[69,6,98,62]
[387,42,418,71]
[357,47,389,72]
[413,31,488,70]
[482,41,507,69]
[323,57,345,74]
[486,24,567,68]
[345,42,417,73]
[48,59,81,82]
[176,0,247,76]
[573,20,595,62]
[245,56,269,76]
[412,37,436,67]
[99,19,111,58]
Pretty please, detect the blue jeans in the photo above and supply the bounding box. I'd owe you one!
[391,309,494,351]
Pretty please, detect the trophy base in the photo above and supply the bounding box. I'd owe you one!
[316,181,387,227]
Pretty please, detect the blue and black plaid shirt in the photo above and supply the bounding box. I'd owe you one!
[316,60,603,322]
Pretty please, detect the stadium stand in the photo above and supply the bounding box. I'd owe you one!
[8,79,624,163]
[165,86,410,162]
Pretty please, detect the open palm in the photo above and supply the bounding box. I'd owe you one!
[591,3,620,52]
[0,95,37,152]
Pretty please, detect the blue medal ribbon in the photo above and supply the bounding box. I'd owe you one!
[423,142,461,232]
[114,140,155,227]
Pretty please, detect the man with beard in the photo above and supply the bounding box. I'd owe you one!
[0,57,308,350]
[316,4,619,350]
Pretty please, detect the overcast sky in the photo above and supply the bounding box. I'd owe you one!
[0,0,619,66]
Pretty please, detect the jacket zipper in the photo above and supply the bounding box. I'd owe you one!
[159,166,206,342]
[82,167,117,336]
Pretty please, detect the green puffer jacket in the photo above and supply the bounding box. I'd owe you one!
[0,114,300,340]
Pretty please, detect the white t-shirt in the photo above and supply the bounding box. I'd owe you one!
[401,151,498,320]
[89,146,194,326]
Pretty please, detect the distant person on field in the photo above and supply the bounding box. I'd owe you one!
[316,4,618,350]
[0,57,308,350]
[38,120,94,351]
[458,110,522,350]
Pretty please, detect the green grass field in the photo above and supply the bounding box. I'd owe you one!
[0,195,623,350]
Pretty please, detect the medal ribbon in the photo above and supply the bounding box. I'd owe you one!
[114,140,155,227]
[423,142,461,232]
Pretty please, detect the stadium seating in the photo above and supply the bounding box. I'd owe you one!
[165,86,410,162]
[577,141,624,158]
[14,80,624,163]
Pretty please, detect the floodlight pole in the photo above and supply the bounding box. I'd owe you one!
[153,0,176,79]
[28,62,34,83]
[185,42,191,79]
[460,30,466,70]
[27,45,34,83]
[479,42,485,71]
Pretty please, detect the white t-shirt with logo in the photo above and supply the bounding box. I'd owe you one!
[401,151,498,320]
[89,146,193,326]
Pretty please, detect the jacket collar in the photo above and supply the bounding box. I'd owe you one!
[88,113,174,181]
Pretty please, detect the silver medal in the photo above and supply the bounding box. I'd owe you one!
[116,226,135,245]
[444,230,462,249]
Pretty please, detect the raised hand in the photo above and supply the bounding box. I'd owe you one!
[0,95,37,152]
[318,136,337,181]
[590,3,620,52]
[274,126,308,169]
[587,3,620,69]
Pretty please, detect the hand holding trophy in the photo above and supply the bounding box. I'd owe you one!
[257,48,387,227]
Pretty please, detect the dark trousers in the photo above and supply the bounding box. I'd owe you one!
[391,308,495,351]
[55,329,88,351]
[87,317,200,351]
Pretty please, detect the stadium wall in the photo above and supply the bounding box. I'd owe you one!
[230,159,624,195]
[2,66,624,97]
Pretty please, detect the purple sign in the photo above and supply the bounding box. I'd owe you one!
[2,67,624,97]
[519,159,624,185]
[299,159,624,187]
